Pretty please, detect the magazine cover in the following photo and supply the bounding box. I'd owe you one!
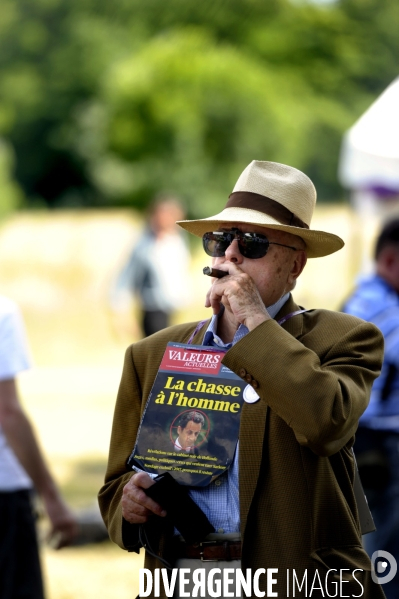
[127,342,249,486]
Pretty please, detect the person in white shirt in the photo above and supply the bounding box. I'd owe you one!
[0,295,77,599]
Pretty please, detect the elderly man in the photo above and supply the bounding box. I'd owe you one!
[99,161,386,598]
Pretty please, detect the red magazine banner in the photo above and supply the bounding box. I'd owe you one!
[159,346,224,375]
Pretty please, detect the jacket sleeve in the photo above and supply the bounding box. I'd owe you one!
[98,346,143,551]
[222,313,384,457]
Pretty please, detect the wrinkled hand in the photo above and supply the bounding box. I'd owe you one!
[122,471,167,524]
[44,495,79,549]
[205,263,270,331]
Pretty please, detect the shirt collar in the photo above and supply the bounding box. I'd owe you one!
[203,292,290,349]
[174,437,193,452]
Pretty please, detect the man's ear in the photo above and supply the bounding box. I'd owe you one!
[377,246,399,292]
[385,247,399,268]
[288,250,307,285]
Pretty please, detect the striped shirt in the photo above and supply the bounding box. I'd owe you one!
[188,293,290,533]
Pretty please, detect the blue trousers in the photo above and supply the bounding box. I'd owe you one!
[363,433,399,599]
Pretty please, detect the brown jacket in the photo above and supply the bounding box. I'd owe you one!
[99,296,386,598]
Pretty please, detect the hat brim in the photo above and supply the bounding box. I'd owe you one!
[177,207,344,258]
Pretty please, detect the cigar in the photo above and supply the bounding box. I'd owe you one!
[203,266,229,278]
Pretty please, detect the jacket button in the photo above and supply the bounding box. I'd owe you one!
[252,380,259,389]
[245,374,252,383]
[239,368,247,378]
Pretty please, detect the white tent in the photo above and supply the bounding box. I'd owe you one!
[339,76,399,192]
[338,76,399,272]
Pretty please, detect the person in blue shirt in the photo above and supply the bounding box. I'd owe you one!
[342,217,399,599]
[112,195,190,337]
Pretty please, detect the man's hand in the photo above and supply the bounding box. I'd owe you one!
[205,263,271,332]
[44,494,79,549]
[122,471,167,524]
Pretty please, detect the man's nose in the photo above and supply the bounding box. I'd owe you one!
[224,238,243,263]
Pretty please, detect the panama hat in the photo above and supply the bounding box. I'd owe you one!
[177,160,344,258]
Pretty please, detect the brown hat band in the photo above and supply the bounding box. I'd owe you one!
[226,192,309,229]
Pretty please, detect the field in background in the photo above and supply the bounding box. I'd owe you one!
[0,206,378,598]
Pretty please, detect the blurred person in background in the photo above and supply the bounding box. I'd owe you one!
[342,217,399,599]
[0,295,78,599]
[112,194,191,337]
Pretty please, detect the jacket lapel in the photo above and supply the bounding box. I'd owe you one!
[239,295,304,535]
[239,396,268,535]
[276,295,304,338]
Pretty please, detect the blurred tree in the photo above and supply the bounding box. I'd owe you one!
[0,0,397,210]
[72,29,356,214]
[0,140,24,216]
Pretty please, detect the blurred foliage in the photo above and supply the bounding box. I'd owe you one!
[0,0,398,213]
[0,140,24,215]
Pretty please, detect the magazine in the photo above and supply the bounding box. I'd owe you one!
[127,342,249,486]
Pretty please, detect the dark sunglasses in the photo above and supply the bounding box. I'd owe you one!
[202,228,297,259]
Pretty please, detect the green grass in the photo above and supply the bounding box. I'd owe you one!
[42,542,144,599]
